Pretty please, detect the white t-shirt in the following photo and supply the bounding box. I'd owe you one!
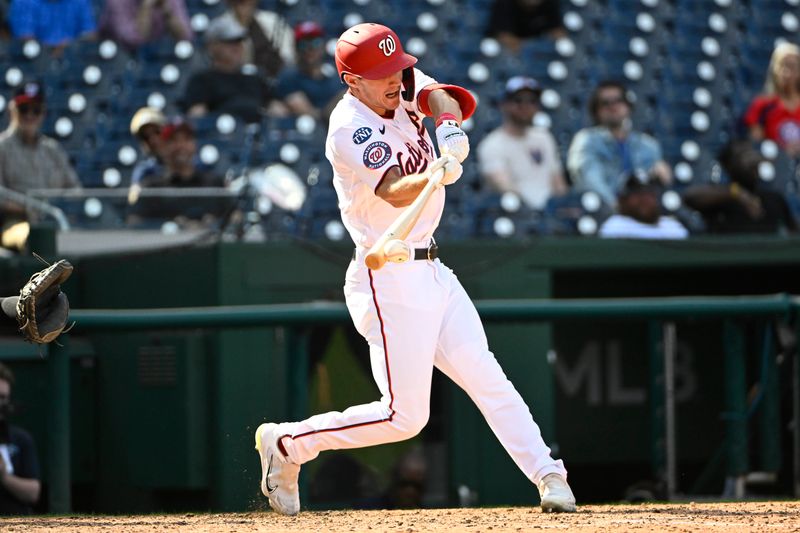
[325,68,443,248]
[599,215,689,239]
[476,126,563,210]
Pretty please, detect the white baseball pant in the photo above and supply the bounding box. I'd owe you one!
[278,247,567,485]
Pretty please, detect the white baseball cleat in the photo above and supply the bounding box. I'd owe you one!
[537,473,577,513]
[255,423,301,516]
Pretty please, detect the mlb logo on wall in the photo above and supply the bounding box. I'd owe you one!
[352,127,373,145]
[363,141,392,169]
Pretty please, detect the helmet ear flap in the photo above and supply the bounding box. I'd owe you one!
[401,67,415,102]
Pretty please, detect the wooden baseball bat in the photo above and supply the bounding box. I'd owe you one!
[365,167,445,270]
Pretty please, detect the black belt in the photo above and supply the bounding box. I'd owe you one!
[353,243,439,261]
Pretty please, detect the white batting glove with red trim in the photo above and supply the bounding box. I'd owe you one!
[430,153,463,188]
[435,118,470,163]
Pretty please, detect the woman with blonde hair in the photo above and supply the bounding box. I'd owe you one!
[743,41,800,156]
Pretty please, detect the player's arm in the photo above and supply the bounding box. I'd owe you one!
[375,167,433,208]
[418,82,476,163]
[377,156,463,208]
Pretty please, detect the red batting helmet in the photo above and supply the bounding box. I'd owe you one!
[335,23,417,80]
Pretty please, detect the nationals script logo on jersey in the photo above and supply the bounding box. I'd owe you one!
[392,109,434,176]
[363,141,392,169]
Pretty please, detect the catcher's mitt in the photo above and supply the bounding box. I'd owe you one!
[15,259,73,344]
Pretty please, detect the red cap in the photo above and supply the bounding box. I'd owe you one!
[294,21,323,41]
[161,117,194,140]
[13,81,45,105]
[335,23,417,80]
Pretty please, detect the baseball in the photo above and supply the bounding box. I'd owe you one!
[383,239,412,263]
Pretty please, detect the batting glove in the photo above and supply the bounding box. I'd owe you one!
[429,154,462,188]
[435,116,470,163]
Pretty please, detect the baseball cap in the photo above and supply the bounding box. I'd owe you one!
[335,23,417,80]
[206,16,247,43]
[503,76,542,99]
[130,107,166,137]
[13,81,45,105]
[295,21,324,41]
[161,117,194,140]
[619,172,659,196]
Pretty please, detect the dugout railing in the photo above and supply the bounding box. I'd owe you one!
[41,294,800,512]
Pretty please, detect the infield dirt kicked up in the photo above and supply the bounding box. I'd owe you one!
[2,501,799,532]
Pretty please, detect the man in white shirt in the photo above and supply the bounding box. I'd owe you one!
[253,22,576,517]
[599,174,688,239]
[477,76,567,210]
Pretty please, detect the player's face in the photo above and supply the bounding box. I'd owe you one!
[347,70,403,115]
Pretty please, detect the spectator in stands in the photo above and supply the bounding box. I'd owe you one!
[682,140,796,235]
[8,0,96,54]
[0,363,41,515]
[99,0,192,51]
[211,0,293,81]
[477,76,567,210]
[486,0,566,54]
[0,0,11,40]
[127,106,166,205]
[743,42,800,158]
[181,16,279,124]
[599,173,688,239]
[140,117,223,188]
[567,80,672,207]
[0,81,81,251]
[276,21,343,121]
[128,117,227,227]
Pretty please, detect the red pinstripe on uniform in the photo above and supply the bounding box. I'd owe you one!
[288,269,395,442]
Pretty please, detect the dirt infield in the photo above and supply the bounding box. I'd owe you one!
[3,501,799,532]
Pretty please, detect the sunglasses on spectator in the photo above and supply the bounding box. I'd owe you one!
[297,37,324,51]
[509,95,539,105]
[598,96,626,107]
[17,103,44,116]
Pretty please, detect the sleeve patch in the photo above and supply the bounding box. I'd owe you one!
[363,141,392,169]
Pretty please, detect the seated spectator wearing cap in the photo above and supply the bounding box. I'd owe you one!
[486,0,566,54]
[211,0,293,81]
[128,107,166,205]
[99,0,192,51]
[128,117,227,227]
[276,21,344,121]
[0,82,81,251]
[477,76,567,210]
[599,173,688,239]
[8,0,96,53]
[682,140,797,235]
[567,80,671,207]
[181,17,279,123]
[743,42,800,158]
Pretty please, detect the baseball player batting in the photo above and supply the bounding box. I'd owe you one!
[255,22,576,515]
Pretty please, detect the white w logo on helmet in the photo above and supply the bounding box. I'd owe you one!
[378,35,396,57]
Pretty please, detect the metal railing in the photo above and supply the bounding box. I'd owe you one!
[43,293,799,512]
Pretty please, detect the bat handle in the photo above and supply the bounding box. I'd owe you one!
[364,251,387,270]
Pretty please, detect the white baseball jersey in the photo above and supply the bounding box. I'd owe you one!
[275,68,568,494]
[325,68,444,248]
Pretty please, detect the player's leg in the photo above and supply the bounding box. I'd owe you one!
[257,261,446,513]
[278,262,444,464]
[431,262,575,511]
